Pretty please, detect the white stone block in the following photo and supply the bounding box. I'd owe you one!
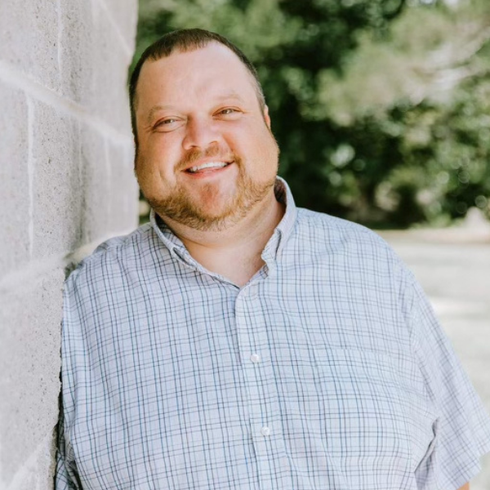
[79,125,112,242]
[0,84,30,279]
[0,0,139,487]
[100,0,139,52]
[58,0,94,105]
[78,126,137,246]
[30,101,83,259]
[91,0,134,136]
[107,141,139,233]
[0,0,60,92]
[0,267,64,488]
[0,431,57,490]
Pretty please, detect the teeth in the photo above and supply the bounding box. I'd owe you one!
[188,161,228,173]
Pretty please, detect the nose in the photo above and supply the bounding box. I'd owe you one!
[182,116,220,151]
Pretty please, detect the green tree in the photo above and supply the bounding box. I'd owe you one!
[312,0,490,226]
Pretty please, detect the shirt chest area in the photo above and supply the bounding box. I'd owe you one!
[74,270,435,489]
[95,264,416,384]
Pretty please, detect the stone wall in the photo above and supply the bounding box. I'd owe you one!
[0,1,139,488]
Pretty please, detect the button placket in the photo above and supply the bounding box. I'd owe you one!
[235,285,286,488]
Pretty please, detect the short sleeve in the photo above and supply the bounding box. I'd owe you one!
[404,275,490,489]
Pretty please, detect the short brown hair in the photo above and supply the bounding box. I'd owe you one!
[129,28,266,146]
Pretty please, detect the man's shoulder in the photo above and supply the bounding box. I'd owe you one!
[65,222,157,286]
[292,207,414,291]
[295,207,394,254]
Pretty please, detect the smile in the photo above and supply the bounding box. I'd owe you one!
[185,161,232,174]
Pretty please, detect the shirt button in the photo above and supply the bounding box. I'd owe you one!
[250,353,261,363]
[261,426,271,436]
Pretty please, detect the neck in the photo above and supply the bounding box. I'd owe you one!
[160,189,285,286]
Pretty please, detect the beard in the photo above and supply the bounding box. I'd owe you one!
[144,147,278,232]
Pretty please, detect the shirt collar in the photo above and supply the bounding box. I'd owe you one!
[263,176,297,260]
[149,176,297,261]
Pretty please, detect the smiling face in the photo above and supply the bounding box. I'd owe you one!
[134,42,280,231]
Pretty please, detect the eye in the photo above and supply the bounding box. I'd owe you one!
[153,117,182,132]
[159,118,177,126]
[216,107,242,118]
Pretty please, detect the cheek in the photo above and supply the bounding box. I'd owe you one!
[253,130,279,168]
[135,152,168,193]
[139,138,180,176]
[230,124,277,159]
[135,157,155,192]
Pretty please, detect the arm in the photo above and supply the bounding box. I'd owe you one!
[458,483,470,490]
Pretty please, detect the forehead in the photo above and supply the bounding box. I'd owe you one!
[136,43,258,110]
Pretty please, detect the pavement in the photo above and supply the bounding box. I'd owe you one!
[380,228,490,490]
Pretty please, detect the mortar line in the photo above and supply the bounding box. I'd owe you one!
[95,0,134,61]
[0,60,132,148]
[0,228,136,294]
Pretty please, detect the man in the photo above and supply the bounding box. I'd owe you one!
[56,29,490,489]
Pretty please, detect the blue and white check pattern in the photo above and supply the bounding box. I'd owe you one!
[56,179,490,490]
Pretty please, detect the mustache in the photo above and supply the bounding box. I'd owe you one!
[176,146,237,172]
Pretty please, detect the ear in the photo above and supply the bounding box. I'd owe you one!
[263,105,271,129]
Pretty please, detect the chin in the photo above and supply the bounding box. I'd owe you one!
[148,169,275,231]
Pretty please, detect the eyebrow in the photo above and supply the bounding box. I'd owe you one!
[214,91,246,104]
[146,92,247,124]
[146,105,174,125]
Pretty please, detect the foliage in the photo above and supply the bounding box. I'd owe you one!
[319,0,490,226]
[134,0,490,228]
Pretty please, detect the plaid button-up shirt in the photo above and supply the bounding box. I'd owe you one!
[56,179,490,490]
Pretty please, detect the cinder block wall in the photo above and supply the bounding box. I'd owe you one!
[0,1,139,488]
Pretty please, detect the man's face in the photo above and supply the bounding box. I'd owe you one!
[134,42,280,231]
